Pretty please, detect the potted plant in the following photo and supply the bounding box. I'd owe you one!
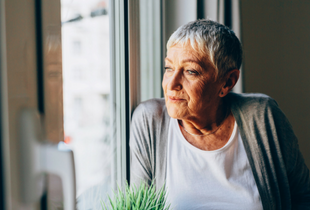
[102,182,171,210]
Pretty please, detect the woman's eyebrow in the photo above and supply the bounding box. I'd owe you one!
[181,59,205,68]
[181,59,201,64]
[165,58,202,66]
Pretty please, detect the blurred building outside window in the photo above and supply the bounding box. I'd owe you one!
[72,40,82,54]
[73,67,83,81]
[61,0,111,209]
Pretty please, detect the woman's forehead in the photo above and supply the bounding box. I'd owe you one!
[166,43,212,67]
[167,44,201,59]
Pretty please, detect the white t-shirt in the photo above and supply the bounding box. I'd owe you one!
[166,118,263,210]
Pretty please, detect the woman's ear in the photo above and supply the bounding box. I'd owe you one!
[219,69,240,97]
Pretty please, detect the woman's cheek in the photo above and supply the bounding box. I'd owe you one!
[191,81,206,98]
[162,76,168,92]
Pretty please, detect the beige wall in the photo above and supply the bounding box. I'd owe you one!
[241,0,310,168]
[1,0,39,208]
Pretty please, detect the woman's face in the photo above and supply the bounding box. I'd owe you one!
[162,42,224,121]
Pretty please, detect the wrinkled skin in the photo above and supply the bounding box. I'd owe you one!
[162,42,240,150]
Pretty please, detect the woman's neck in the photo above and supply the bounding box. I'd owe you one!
[180,99,229,135]
[178,109,235,151]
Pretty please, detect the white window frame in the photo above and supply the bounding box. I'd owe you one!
[109,0,130,189]
[139,0,163,102]
[127,0,165,185]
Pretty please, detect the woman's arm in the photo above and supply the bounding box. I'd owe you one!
[129,98,169,190]
[270,99,310,209]
[129,103,153,187]
[289,151,310,209]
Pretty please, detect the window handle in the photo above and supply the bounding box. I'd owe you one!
[18,109,76,210]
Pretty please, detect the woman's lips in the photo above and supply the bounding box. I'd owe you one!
[168,96,185,102]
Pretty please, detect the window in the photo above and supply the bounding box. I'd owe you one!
[61,0,113,209]
[0,1,244,209]
[72,40,82,54]
[60,0,163,208]
[72,67,82,80]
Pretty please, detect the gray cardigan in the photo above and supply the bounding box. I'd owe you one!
[130,93,310,210]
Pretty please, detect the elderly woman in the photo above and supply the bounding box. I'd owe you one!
[130,19,310,209]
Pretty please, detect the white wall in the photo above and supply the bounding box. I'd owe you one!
[1,0,40,209]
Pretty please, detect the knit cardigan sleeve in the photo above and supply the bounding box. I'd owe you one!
[270,100,310,209]
[229,93,310,210]
[130,98,170,191]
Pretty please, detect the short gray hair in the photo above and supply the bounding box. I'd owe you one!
[167,19,242,79]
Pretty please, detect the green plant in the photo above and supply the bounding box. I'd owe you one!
[102,182,171,210]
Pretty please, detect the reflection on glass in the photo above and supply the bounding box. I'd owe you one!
[61,0,111,209]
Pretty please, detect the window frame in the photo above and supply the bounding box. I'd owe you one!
[110,0,165,188]
[0,0,7,209]
[109,0,130,188]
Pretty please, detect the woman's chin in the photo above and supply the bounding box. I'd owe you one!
[167,107,185,119]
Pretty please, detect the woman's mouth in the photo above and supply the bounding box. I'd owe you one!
[168,96,185,102]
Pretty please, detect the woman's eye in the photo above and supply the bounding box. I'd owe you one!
[186,70,198,75]
[165,67,173,72]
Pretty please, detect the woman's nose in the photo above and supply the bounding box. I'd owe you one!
[167,71,182,91]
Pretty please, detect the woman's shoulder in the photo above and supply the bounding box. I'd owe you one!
[132,98,169,123]
[134,98,166,112]
[228,92,275,102]
[228,92,278,112]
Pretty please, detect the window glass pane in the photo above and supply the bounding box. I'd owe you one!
[139,0,163,101]
[61,0,111,208]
